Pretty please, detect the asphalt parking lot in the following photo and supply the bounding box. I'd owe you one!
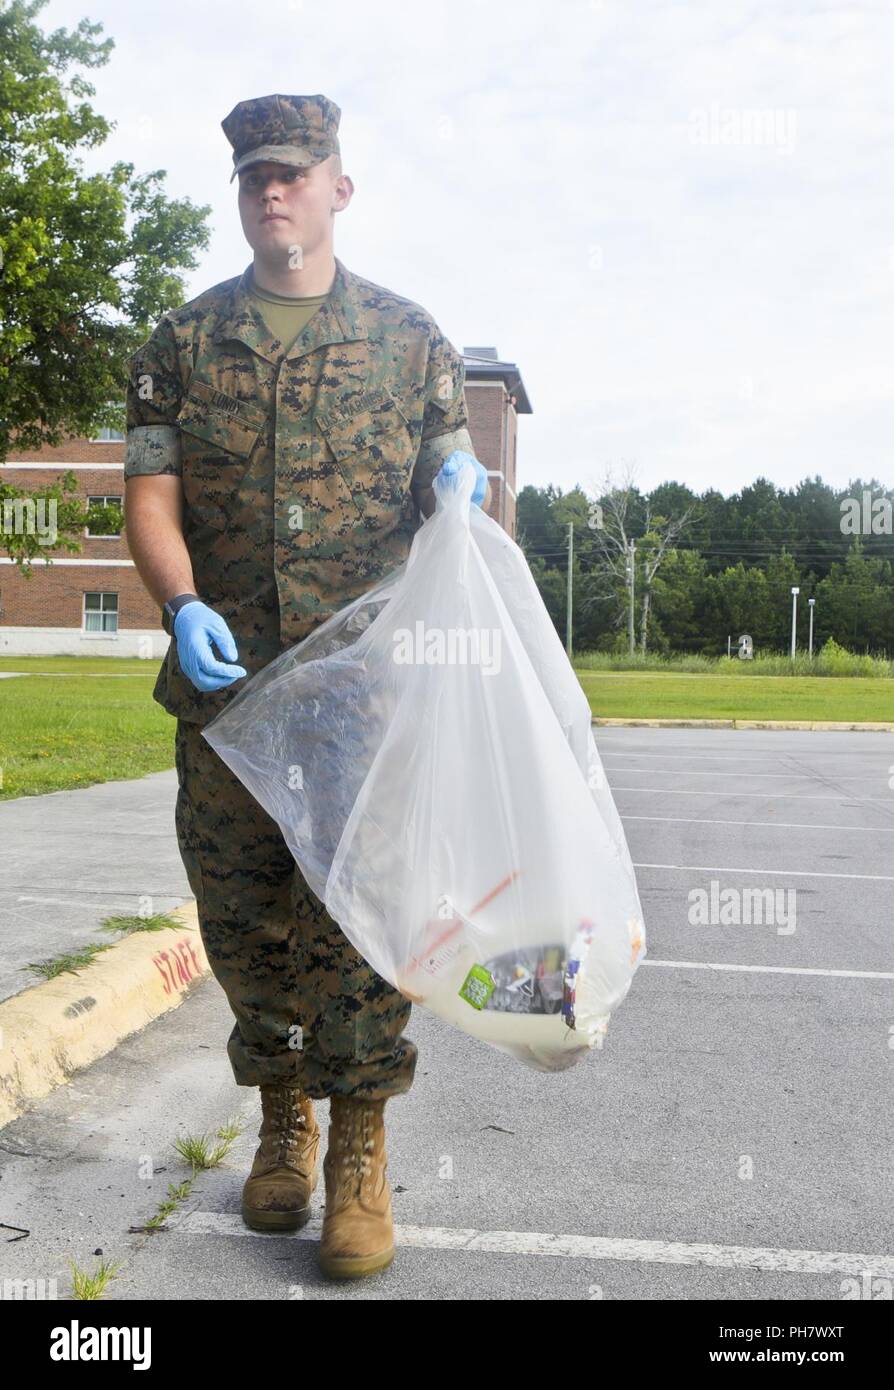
[1,727,892,1301]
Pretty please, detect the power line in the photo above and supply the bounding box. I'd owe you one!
[519,546,876,561]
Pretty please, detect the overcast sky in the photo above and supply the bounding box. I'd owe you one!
[44,0,893,499]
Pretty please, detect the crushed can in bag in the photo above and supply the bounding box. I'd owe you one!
[203,458,645,1072]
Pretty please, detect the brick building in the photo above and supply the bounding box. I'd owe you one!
[0,346,531,657]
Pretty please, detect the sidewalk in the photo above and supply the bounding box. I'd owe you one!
[0,768,210,1128]
[0,766,191,1004]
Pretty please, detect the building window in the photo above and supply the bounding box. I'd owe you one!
[93,425,125,442]
[85,495,123,538]
[84,592,118,634]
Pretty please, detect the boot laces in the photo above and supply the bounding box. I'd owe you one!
[335,1104,377,1196]
[264,1085,310,1165]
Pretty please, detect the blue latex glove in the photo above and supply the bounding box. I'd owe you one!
[436,450,488,507]
[173,601,248,692]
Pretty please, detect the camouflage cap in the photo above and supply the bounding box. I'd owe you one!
[222,94,341,183]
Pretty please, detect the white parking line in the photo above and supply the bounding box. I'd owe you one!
[623,815,894,833]
[599,750,878,763]
[167,1211,894,1278]
[635,862,894,881]
[607,768,878,782]
[642,958,894,981]
[614,787,893,804]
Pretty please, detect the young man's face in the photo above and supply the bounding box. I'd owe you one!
[237,156,352,263]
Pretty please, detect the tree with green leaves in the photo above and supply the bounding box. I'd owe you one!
[517,475,894,657]
[0,0,211,568]
[576,467,695,654]
[815,542,894,652]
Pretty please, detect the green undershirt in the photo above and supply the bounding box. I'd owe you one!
[248,266,331,354]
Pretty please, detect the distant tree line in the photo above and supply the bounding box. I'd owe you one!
[517,475,894,656]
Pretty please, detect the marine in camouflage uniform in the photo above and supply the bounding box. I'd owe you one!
[125,96,474,1101]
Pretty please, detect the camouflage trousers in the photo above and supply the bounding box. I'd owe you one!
[173,719,418,1100]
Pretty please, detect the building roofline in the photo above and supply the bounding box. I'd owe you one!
[462,352,532,414]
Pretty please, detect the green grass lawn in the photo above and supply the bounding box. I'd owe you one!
[0,658,174,799]
[0,655,157,675]
[1,657,891,801]
[578,670,894,722]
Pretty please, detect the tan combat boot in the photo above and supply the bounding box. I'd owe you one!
[318,1096,395,1278]
[241,1083,320,1232]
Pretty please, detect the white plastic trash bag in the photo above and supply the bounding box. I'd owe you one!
[203,460,646,1072]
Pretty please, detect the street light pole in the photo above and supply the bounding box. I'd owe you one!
[808,597,815,657]
[627,539,636,656]
[790,586,800,659]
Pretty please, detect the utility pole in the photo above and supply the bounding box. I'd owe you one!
[565,522,574,658]
[627,539,636,656]
[790,586,799,659]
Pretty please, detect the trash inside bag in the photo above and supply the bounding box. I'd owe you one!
[203,459,645,1072]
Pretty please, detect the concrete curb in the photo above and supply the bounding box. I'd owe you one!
[591,717,894,731]
[0,903,208,1130]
